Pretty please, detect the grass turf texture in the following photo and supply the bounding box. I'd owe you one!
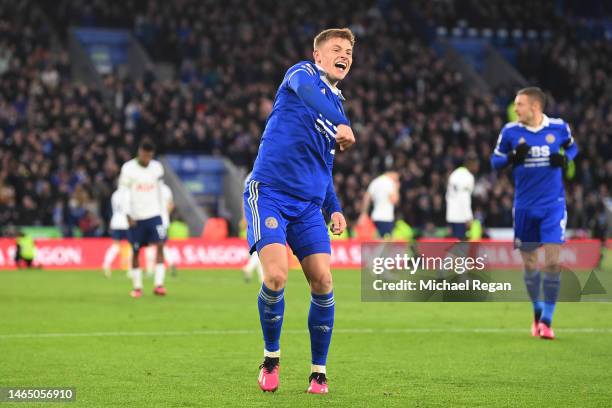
[1,252,611,407]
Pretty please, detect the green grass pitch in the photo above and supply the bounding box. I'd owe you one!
[1,253,611,407]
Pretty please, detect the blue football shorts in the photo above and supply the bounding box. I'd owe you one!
[513,204,567,251]
[110,229,129,241]
[243,179,331,261]
[128,215,166,252]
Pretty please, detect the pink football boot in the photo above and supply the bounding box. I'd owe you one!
[538,322,555,340]
[307,372,329,394]
[531,320,540,337]
[258,357,280,392]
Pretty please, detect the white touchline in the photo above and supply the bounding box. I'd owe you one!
[1,327,612,340]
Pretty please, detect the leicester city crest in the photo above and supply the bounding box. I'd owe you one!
[265,217,278,229]
[546,134,556,144]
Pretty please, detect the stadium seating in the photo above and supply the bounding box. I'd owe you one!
[0,0,609,238]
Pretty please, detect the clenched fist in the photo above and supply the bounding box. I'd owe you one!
[336,124,355,151]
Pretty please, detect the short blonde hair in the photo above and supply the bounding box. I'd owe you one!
[313,28,355,50]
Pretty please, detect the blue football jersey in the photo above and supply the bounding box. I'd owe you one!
[251,61,349,207]
[491,115,577,209]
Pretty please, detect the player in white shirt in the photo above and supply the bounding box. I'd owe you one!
[446,154,479,240]
[145,183,176,277]
[102,187,130,277]
[118,139,168,298]
[359,171,400,238]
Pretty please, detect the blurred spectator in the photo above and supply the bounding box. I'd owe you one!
[0,0,609,239]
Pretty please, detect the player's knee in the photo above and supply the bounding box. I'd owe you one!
[309,272,333,294]
[263,265,287,290]
[543,261,561,273]
[521,254,538,271]
[264,274,287,291]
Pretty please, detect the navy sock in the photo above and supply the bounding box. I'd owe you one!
[524,270,543,321]
[541,273,561,326]
[308,291,335,366]
[258,284,285,353]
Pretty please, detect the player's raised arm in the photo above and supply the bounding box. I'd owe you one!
[287,68,349,128]
[287,68,355,150]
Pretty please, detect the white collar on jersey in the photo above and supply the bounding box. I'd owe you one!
[315,63,346,100]
[518,114,550,133]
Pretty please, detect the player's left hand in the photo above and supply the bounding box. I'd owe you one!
[330,212,347,235]
[549,153,568,169]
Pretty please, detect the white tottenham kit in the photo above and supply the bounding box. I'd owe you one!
[367,174,396,222]
[118,159,164,221]
[446,167,475,223]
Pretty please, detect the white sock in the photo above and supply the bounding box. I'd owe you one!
[311,364,326,374]
[264,349,280,358]
[154,263,165,287]
[131,268,142,289]
[103,243,120,268]
[145,246,156,276]
[125,248,133,275]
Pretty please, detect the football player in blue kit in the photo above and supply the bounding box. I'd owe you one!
[491,87,578,340]
[245,28,356,393]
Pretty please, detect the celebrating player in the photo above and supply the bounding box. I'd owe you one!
[119,139,168,298]
[245,28,356,393]
[491,87,578,339]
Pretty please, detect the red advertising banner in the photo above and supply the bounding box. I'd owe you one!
[415,239,604,270]
[0,238,606,270]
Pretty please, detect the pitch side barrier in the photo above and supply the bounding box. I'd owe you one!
[0,238,608,271]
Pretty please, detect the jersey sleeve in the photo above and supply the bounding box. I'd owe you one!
[162,184,174,203]
[118,163,132,189]
[561,122,578,160]
[286,63,349,127]
[467,173,475,193]
[322,180,342,217]
[367,179,375,195]
[490,126,513,170]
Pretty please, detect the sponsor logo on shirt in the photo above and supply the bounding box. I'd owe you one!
[134,183,156,192]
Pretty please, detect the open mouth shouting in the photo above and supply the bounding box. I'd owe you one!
[334,61,348,72]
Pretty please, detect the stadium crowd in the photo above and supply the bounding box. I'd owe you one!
[0,0,609,237]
